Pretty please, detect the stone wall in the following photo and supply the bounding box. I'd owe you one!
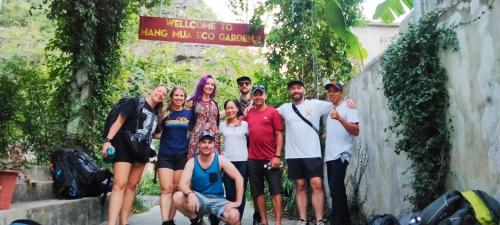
[344,0,500,216]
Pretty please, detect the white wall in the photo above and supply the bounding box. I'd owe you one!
[352,23,399,67]
[345,0,500,215]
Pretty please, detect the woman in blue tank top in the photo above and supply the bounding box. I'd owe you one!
[155,86,193,225]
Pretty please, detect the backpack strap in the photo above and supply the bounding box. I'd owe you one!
[134,97,146,132]
[462,190,496,224]
[291,103,320,137]
[100,170,113,206]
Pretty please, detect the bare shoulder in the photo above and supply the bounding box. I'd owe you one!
[186,100,194,110]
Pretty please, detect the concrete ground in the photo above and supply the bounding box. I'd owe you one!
[123,201,300,225]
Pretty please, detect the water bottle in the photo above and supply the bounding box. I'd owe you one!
[105,146,115,163]
[264,161,283,170]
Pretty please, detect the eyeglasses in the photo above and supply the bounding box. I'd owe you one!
[238,81,250,87]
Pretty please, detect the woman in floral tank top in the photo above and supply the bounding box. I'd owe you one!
[186,74,221,158]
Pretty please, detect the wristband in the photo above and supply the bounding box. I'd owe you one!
[105,138,112,143]
[274,155,281,158]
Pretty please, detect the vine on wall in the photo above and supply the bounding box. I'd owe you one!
[380,11,458,210]
[45,0,160,154]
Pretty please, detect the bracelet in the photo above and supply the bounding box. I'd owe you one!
[105,138,112,143]
[274,155,281,158]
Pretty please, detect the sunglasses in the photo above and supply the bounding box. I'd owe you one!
[238,81,251,87]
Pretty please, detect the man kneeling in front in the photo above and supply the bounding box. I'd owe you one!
[173,130,243,225]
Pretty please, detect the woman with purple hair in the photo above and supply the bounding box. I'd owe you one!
[186,74,221,159]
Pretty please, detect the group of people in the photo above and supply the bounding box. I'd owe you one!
[101,74,359,225]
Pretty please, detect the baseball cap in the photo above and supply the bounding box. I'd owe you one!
[251,85,266,94]
[324,81,343,92]
[198,130,215,141]
[287,80,305,89]
[236,76,251,84]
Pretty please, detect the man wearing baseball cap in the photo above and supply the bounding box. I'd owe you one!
[173,130,244,225]
[276,80,334,225]
[324,81,359,225]
[245,85,284,225]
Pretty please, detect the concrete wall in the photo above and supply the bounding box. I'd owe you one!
[352,23,399,67]
[344,0,500,216]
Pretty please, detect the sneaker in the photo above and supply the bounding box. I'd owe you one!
[315,219,327,225]
[208,214,220,225]
[162,220,176,225]
[296,219,308,225]
[190,217,205,225]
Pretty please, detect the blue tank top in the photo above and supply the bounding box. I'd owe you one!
[192,154,224,198]
[159,109,193,156]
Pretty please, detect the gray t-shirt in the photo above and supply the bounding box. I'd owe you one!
[219,121,248,162]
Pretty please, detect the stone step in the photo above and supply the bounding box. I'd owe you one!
[12,181,56,203]
[0,197,108,225]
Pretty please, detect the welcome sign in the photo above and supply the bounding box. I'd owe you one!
[138,16,265,47]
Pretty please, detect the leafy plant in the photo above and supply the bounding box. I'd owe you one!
[248,0,359,99]
[0,56,62,165]
[373,0,413,24]
[380,11,458,210]
[45,0,162,156]
[0,143,29,171]
[137,173,161,196]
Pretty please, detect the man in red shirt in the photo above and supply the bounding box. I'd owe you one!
[245,85,284,225]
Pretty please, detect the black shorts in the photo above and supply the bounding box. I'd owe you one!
[113,147,148,164]
[156,154,188,170]
[248,159,282,198]
[286,157,323,180]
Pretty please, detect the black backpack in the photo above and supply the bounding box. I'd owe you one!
[50,149,113,205]
[103,97,145,139]
[10,219,42,225]
[370,214,401,225]
[418,190,500,225]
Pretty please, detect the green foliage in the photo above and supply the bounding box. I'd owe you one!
[132,194,148,214]
[250,0,359,99]
[323,0,367,60]
[0,71,20,154]
[0,0,55,60]
[121,44,265,103]
[45,0,161,156]
[373,0,413,24]
[381,11,458,210]
[0,57,60,164]
[137,173,161,196]
[0,1,30,26]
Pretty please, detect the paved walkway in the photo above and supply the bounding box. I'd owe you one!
[125,201,299,225]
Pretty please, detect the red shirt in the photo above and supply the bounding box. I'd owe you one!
[246,106,283,160]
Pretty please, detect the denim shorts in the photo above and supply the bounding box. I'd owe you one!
[194,191,229,218]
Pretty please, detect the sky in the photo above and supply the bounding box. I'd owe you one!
[201,0,389,23]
